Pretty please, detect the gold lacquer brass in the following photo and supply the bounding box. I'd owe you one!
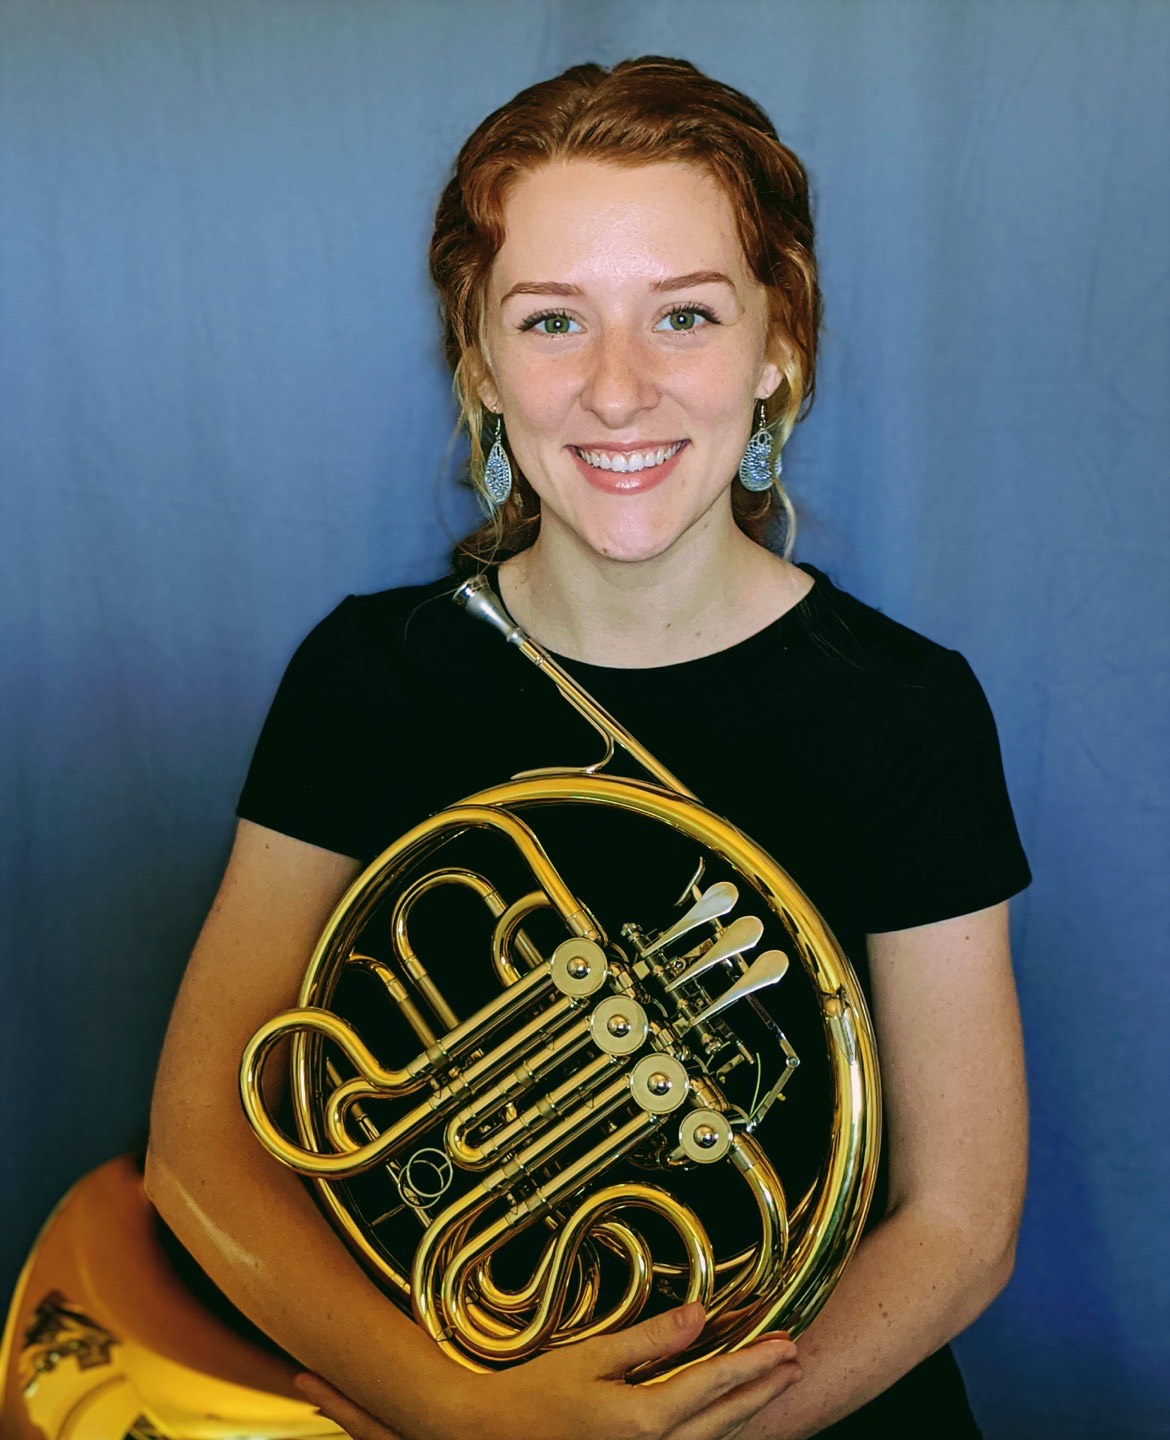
[239,576,882,1375]
[0,1156,338,1440]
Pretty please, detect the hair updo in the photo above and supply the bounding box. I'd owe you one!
[428,55,822,571]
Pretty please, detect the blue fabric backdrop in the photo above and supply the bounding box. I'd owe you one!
[2,2,1167,1434]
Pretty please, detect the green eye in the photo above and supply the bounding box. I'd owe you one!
[527,312,580,335]
[656,306,714,333]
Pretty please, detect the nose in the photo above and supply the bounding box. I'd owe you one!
[579,323,660,429]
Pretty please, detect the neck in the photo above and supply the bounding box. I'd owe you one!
[496,511,810,668]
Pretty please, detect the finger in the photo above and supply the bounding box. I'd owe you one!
[653,1339,800,1430]
[293,1372,404,1440]
[667,1347,802,1440]
[587,1302,707,1378]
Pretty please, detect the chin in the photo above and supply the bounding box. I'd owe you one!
[554,483,730,568]
[578,525,683,565]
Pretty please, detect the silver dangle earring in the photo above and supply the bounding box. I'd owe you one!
[483,413,513,505]
[738,400,777,492]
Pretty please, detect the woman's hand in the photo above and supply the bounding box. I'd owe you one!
[295,1303,801,1440]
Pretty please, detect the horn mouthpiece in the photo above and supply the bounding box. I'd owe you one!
[453,574,527,646]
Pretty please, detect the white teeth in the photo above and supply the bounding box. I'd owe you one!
[577,442,683,473]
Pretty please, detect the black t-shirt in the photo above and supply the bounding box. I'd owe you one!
[237,560,1031,1436]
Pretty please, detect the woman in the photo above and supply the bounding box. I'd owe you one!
[145,57,1030,1439]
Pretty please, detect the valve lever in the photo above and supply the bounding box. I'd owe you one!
[642,882,738,957]
[688,950,790,1029]
[672,857,707,910]
[665,915,765,991]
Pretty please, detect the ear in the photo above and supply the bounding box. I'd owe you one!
[756,361,782,403]
[466,348,500,414]
[757,333,792,402]
[478,378,501,415]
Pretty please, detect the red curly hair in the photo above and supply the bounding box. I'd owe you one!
[428,56,823,570]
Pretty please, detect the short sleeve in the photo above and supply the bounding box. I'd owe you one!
[857,649,1032,932]
[236,598,372,859]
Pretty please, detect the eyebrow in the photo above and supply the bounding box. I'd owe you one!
[499,270,736,305]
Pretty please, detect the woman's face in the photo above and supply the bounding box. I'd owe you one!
[478,159,784,565]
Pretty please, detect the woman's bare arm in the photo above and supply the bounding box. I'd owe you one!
[736,899,1028,1439]
[145,818,802,1440]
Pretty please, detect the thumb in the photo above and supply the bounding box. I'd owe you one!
[590,1302,706,1379]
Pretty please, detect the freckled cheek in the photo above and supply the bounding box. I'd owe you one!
[499,351,579,433]
[670,368,753,427]
[655,335,759,413]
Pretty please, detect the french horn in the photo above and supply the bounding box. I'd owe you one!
[240,575,881,1376]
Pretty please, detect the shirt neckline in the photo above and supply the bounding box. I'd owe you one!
[488,561,825,680]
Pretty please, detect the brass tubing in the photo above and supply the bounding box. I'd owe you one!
[445,1045,612,1170]
[320,966,562,1150]
[410,1081,641,1350]
[418,960,554,1067]
[467,1236,603,1335]
[649,1246,754,1280]
[673,1073,787,1324]
[452,1242,603,1343]
[474,1222,626,1319]
[559,1243,607,1332]
[241,1009,432,1176]
[514,639,698,802]
[392,868,548,1026]
[648,1183,811,1284]
[320,993,582,1165]
[494,1074,636,1197]
[393,870,546,986]
[545,1223,655,1346]
[325,1060,438,1233]
[410,1186,494,1359]
[469,1232,568,1320]
[720,1001,879,1345]
[700,1135,789,1332]
[437,1109,667,1356]
[246,980,576,1176]
[472,1216,653,1352]
[348,952,437,1047]
[444,1173,714,1361]
[421,806,603,942]
[491,891,553,984]
[391,871,467,1030]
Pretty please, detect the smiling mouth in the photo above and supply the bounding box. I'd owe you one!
[571,441,686,474]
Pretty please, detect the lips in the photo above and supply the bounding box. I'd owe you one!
[572,441,685,474]
[567,440,689,494]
